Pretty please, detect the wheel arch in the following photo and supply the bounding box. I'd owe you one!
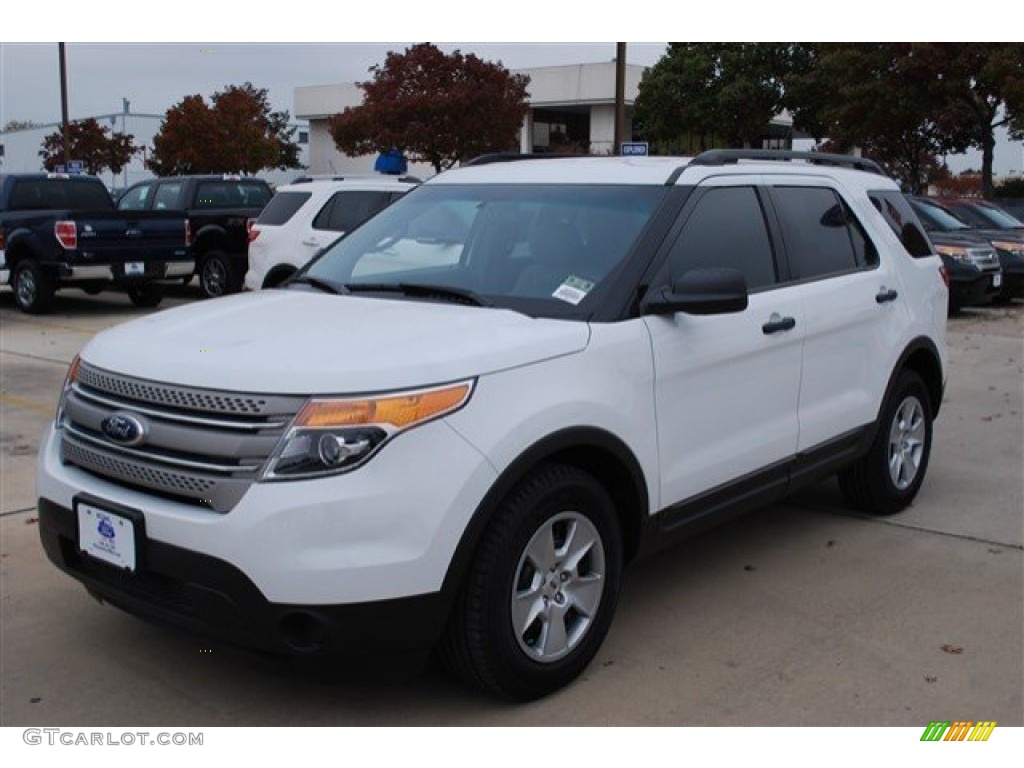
[439,427,649,607]
[192,225,230,257]
[888,337,945,420]
[262,264,299,288]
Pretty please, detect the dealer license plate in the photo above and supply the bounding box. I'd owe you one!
[992,273,1002,288]
[125,261,145,276]
[77,502,137,571]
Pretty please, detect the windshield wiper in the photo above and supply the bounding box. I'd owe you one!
[285,275,349,295]
[344,282,494,307]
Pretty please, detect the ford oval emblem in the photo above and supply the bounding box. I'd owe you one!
[100,412,147,447]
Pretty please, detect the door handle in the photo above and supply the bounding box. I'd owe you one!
[875,287,899,304]
[301,238,321,247]
[762,314,796,335]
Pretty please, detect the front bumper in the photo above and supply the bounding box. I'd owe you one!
[37,418,497,655]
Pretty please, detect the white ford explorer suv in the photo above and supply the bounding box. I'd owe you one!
[244,175,419,291]
[37,151,947,700]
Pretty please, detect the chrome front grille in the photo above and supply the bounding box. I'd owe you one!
[966,248,999,270]
[61,363,305,513]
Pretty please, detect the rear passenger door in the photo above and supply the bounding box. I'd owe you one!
[645,177,804,507]
[764,179,902,451]
[296,190,396,264]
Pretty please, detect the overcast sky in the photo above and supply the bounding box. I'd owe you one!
[2,8,1022,176]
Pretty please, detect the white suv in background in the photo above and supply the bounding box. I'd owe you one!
[38,151,947,701]
[244,175,419,290]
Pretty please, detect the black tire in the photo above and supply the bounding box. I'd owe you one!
[126,284,163,308]
[839,370,933,515]
[439,463,622,701]
[198,250,239,298]
[12,259,55,314]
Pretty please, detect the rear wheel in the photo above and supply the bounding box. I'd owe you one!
[440,464,622,700]
[13,260,55,314]
[126,284,163,308]
[198,250,239,298]
[839,370,933,515]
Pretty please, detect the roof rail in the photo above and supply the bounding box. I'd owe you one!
[689,149,886,176]
[463,152,584,167]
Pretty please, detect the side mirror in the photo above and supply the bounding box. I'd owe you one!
[641,267,749,316]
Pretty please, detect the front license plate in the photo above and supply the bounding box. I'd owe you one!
[77,502,137,571]
[125,261,145,276]
[992,273,1002,288]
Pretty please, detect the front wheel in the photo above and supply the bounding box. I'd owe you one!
[440,464,622,700]
[839,370,933,515]
[126,284,163,308]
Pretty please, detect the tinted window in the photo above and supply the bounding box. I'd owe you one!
[153,182,183,210]
[908,198,971,232]
[257,191,312,225]
[948,201,1023,230]
[868,191,933,258]
[668,187,776,290]
[773,187,873,279]
[118,183,152,211]
[314,191,394,232]
[194,181,272,209]
[8,179,114,211]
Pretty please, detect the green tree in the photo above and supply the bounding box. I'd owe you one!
[39,118,138,175]
[329,43,530,174]
[916,43,1024,199]
[785,44,971,193]
[149,83,301,175]
[634,43,790,152]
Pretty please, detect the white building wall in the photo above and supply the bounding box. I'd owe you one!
[589,105,618,155]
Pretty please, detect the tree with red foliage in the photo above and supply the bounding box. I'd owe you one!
[329,44,530,174]
[39,118,138,175]
[149,83,301,175]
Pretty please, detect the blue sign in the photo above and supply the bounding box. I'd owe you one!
[621,142,649,157]
[67,159,84,174]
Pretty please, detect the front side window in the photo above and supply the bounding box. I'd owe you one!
[304,184,666,318]
[773,186,877,280]
[667,186,777,291]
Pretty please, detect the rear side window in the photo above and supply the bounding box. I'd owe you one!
[195,181,273,209]
[118,183,152,211]
[257,191,312,225]
[772,187,877,280]
[8,179,114,211]
[868,191,933,258]
[668,186,777,290]
[153,182,183,210]
[313,191,395,232]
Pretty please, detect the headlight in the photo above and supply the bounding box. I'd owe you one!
[55,354,81,427]
[934,245,971,262]
[991,240,1024,257]
[261,379,474,480]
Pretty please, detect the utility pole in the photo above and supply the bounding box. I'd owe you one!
[613,43,627,155]
[58,43,70,163]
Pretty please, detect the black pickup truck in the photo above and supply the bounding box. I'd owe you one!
[117,175,272,298]
[1,174,191,313]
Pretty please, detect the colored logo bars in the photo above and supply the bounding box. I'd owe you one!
[920,721,997,742]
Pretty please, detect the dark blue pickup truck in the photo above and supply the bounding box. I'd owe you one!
[0,173,191,313]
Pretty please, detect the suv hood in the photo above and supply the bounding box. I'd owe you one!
[82,291,589,393]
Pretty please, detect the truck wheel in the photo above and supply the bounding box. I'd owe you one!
[127,284,163,309]
[839,370,933,515]
[13,260,55,314]
[199,251,238,298]
[439,464,622,701]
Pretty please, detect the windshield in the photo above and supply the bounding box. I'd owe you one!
[948,202,1024,230]
[302,184,666,318]
[909,199,971,232]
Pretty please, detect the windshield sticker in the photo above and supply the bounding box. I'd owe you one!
[552,275,596,306]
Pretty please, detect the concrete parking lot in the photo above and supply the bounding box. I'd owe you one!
[1,285,1021,726]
